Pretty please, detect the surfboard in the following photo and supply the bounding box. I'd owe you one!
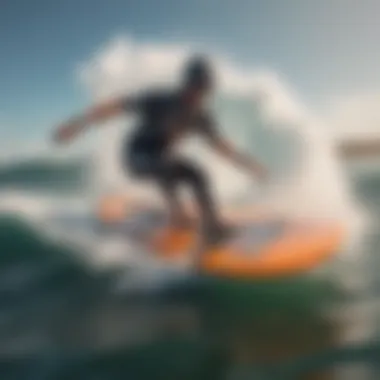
[95,196,346,279]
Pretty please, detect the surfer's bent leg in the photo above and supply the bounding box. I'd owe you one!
[161,159,231,245]
[126,138,226,238]
[126,140,187,226]
[161,159,223,230]
[156,176,187,226]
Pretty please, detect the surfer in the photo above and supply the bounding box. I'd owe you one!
[52,55,267,246]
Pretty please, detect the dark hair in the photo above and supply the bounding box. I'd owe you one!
[183,55,213,89]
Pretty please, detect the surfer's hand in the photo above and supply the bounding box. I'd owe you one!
[52,119,83,145]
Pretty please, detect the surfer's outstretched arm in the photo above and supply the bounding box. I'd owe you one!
[198,115,267,181]
[201,125,267,180]
[211,137,268,180]
[52,97,134,144]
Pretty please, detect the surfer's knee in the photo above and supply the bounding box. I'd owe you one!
[176,161,207,190]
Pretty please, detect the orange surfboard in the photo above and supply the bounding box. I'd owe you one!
[96,196,345,279]
[149,219,344,278]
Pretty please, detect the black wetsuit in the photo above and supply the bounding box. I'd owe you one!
[122,89,219,225]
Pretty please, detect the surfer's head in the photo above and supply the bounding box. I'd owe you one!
[182,55,214,106]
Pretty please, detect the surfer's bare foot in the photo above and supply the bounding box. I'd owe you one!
[189,223,232,274]
[169,211,193,229]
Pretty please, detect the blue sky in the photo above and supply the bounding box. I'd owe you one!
[1,0,379,139]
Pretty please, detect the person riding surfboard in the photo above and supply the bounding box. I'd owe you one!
[52,55,267,247]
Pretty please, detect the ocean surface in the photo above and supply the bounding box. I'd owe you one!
[0,151,379,380]
[1,92,380,379]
